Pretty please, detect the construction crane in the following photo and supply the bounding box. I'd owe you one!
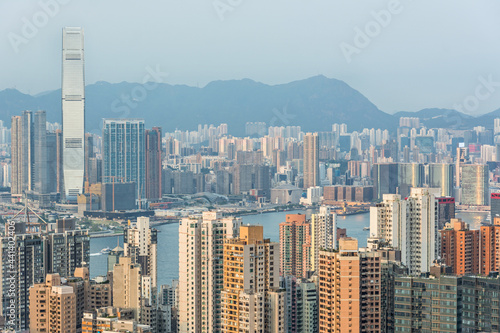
[9,193,48,232]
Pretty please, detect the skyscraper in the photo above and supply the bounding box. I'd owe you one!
[319,238,362,333]
[22,110,34,193]
[279,214,311,278]
[29,274,77,333]
[372,163,399,200]
[124,217,157,288]
[303,132,319,189]
[62,27,85,200]
[371,188,439,275]
[440,219,480,276]
[311,206,337,272]
[427,163,454,197]
[145,127,162,200]
[480,217,500,276]
[178,212,241,333]
[34,110,49,194]
[102,119,146,201]
[10,116,22,199]
[113,256,142,320]
[461,164,489,206]
[221,225,284,332]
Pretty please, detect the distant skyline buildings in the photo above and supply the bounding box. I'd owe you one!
[303,133,319,189]
[102,118,146,201]
[62,27,85,200]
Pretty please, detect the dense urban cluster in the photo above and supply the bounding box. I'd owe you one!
[2,28,500,333]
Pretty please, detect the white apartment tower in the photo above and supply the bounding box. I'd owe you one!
[370,188,439,275]
[178,211,241,333]
[124,217,158,288]
[310,206,337,272]
[62,27,85,200]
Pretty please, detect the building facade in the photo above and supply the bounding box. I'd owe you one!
[279,214,311,278]
[62,27,85,199]
[221,225,284,332]
[303,133,319,189]
[102,119,146,201]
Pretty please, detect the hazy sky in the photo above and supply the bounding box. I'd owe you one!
[1,0,500,115]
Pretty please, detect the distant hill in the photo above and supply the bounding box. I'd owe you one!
[0,76,498,135]
[393,108,474,130]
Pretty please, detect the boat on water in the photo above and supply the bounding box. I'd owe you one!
[363,227,370,231]
[100,247,111,254]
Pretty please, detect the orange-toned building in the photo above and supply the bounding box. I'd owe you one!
[480,217,500,275]
[29,274,77,333]
[319,238,361,333]
[221,225,285,332]
[440,219,480,275]
[319,237,385,333]
[279,214,311,278]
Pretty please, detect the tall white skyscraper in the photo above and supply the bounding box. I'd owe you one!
[62,27,85,200]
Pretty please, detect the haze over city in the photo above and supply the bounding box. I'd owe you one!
[1,0,500,114]
[3,2,500,333]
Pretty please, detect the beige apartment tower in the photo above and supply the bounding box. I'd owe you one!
[29,274,77,333]
[178,212,241,333]
[221,225,285,333]
[303,132,319,189]
[113,256,142,320]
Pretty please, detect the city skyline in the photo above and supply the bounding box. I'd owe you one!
[3,3,500,333]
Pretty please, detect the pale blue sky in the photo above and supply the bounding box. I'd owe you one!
[1,0,499,115]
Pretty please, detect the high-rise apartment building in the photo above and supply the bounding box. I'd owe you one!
[461,164,489,206]
[480,217,500,276]
[84,133,94,185]
[102,119,146,201]
[124,217,158,288]
[282,276,318,333]
[221,225,284,333]
[311,206,337,272]
[10,116,22,199]
[0,224,90,331]
[440,219,480,275]
[491,193,500,220]
[394,274,500,332]
[318,238,365,333]
[279,214,311,278]
[319,238,402,333]
[34,110,48,194]
[402,188,439,275]
[178,212,241,333]
[145,127,163,200]
[0,233,44,330]
[437,197,455,230]
[370,194,407,251]
[113,256,142,320]
[29,274,77,333]
[371,188,439,275]
[303,132,319,189]
[22,110,34,193]
[62,27,85,200]
[45,229,90,278]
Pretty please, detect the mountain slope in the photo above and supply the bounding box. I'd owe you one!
[0,76,396,135]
